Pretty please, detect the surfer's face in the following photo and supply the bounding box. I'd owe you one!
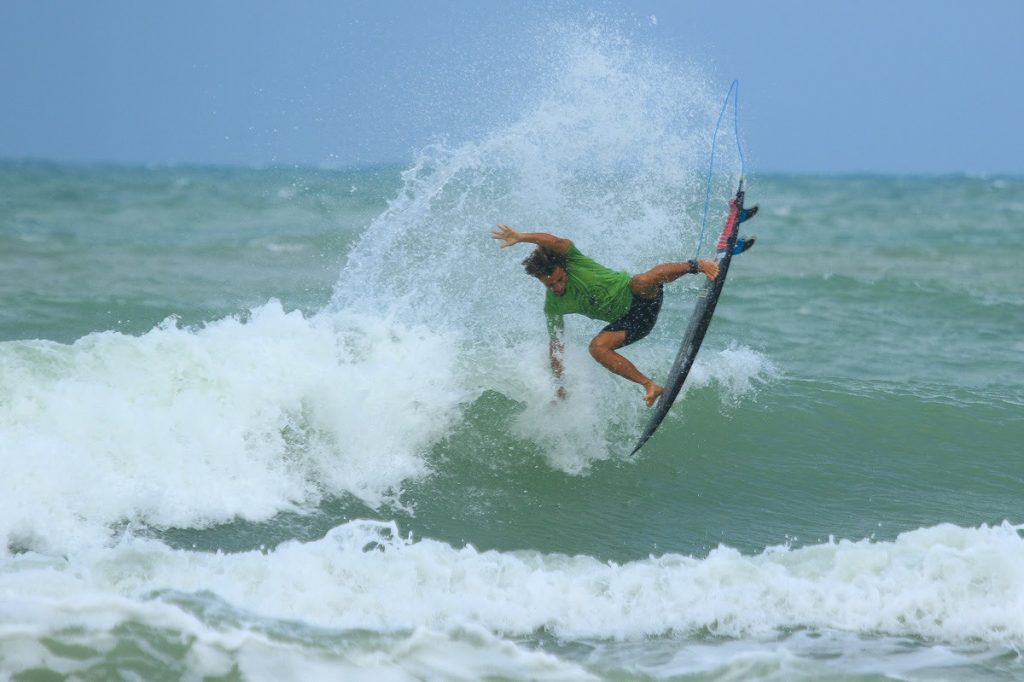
[538,267,567,296]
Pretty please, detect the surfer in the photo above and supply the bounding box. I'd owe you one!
[492,222,755,406]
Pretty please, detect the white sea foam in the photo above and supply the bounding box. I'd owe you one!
[0,595,591,682]
[0,308,773,556]
[687,342,780,401]
[0,521,1020,678]
[0,302,467,555]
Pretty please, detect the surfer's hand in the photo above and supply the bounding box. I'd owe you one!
[491,224,522,248]
[697,259,720,281]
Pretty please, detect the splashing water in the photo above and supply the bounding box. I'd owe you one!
[0,25,766,556]
[331,25,750,467]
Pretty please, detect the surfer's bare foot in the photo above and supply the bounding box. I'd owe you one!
[643,381,663,407]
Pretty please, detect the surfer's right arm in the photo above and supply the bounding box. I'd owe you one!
[491,224,572,254]
[549,334,567,400]
[547,314,567,400]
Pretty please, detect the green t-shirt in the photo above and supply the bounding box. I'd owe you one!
[544,243,633,336]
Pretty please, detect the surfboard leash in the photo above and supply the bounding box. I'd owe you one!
[695,79,746,261]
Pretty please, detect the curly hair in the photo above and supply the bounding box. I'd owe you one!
[522,247,567,278]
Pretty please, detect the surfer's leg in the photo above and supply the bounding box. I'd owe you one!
[589,330,663,406]
[630,261,705,297]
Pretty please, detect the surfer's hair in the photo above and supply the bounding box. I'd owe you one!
[522,247,567,278]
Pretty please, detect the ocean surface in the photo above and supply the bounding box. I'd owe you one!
[2,35,1023,682]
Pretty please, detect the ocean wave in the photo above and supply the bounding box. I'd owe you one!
[0,301,467,555]
[0,299,777,557]
[3,520,1021,648]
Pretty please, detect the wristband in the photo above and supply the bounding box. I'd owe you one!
[687,259,699,274]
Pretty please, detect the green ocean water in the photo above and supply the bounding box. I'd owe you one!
[2,35,1024,682]
[2,160,1021,681]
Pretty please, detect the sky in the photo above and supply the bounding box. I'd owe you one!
[1,0,1021,175]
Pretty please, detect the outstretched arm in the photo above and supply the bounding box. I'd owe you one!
[491,224,572,254]
[549,334,567,400]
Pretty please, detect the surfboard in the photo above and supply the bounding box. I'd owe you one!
[629,182,747,456]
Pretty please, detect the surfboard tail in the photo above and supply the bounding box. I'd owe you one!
[715,184,744,256]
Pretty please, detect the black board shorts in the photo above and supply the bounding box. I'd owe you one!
[601,285,664,347]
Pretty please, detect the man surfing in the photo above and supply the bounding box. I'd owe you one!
[492,215,756,406]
